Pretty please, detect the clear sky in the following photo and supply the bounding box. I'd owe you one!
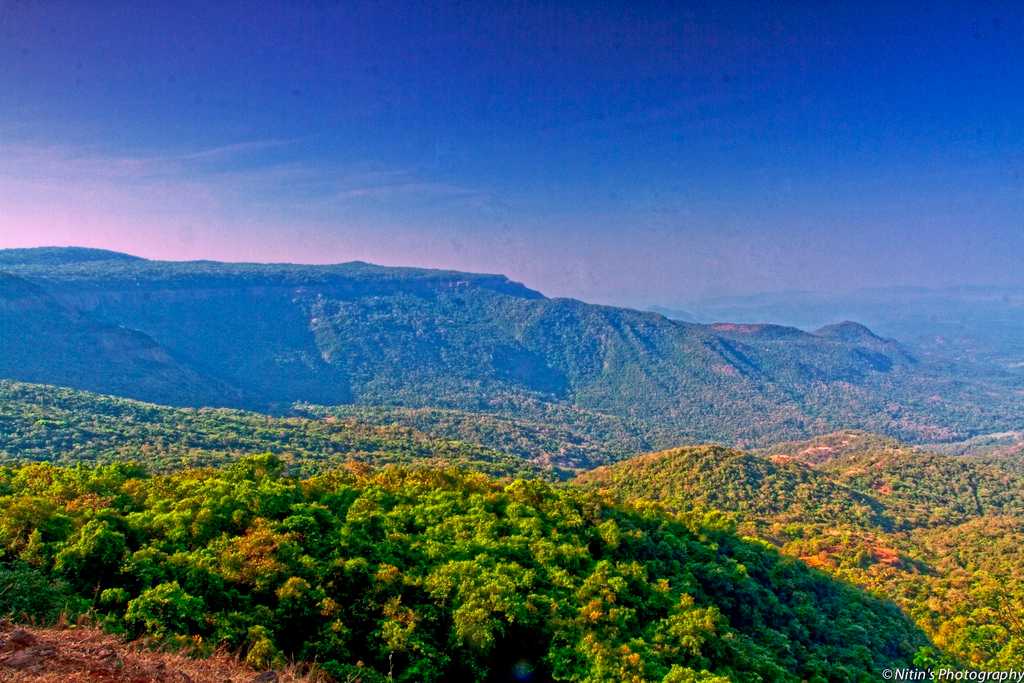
[1,1,1022,306]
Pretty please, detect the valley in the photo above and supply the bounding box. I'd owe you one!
[6,3,1022,679]
[1,248,1023,679]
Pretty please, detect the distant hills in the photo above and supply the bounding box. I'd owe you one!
[2,246,1022,451]
[661,285,1024,373]
[0,246,145,266]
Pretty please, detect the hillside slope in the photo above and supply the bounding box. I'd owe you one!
[2,247,1022,447]
[576,440,1024,669]
[763,431,1024,525]
[0,457,926,681]
[0,380,545,478]
[577,445,892,529]
[0,273,235,406]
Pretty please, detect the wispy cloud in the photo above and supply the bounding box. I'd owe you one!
[173,138,298,163]
[327,176,486,204]
[0,137,298,181]
[0,136,504,268]
[0,138,492,211]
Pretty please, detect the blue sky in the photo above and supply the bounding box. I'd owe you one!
[1,1,1022,305]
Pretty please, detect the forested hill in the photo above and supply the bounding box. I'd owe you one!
[0,272,238,407]
[0,378,1015,673]
[0,380,544,478]
[576,440,1024,669]
[0,456,926,681]
[2,247,1022,448]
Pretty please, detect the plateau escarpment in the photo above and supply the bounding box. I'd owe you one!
[1,247,1021,451]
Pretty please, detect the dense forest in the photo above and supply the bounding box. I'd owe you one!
[296,402,652,468]
[577,439,1024,670]
[0,455,925,682]
[0,381,546,478]
[3,382,1023,675]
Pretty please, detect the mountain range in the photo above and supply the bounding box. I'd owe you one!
[2,247,1022,458]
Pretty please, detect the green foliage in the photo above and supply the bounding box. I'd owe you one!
[0,381,548,478]
[761,431,1024,525]
[581,440,1024,671]
[55,519,128,588]
[0,561,89,621]
[125,581,206,639]
[0,456,923,681]
[577,445,893,530]
[298,402,652,468]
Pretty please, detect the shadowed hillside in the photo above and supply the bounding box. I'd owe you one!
[0,274,237,407]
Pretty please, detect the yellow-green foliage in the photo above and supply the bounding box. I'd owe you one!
[0,455,923,681]
[578,442,1024,671]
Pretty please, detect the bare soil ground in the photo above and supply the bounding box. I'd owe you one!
[0,621,316,682]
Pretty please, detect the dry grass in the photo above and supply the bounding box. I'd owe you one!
[0,621,324,683]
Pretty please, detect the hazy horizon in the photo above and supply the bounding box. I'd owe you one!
[3,1,1023,307]
[6,242,1024,308]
